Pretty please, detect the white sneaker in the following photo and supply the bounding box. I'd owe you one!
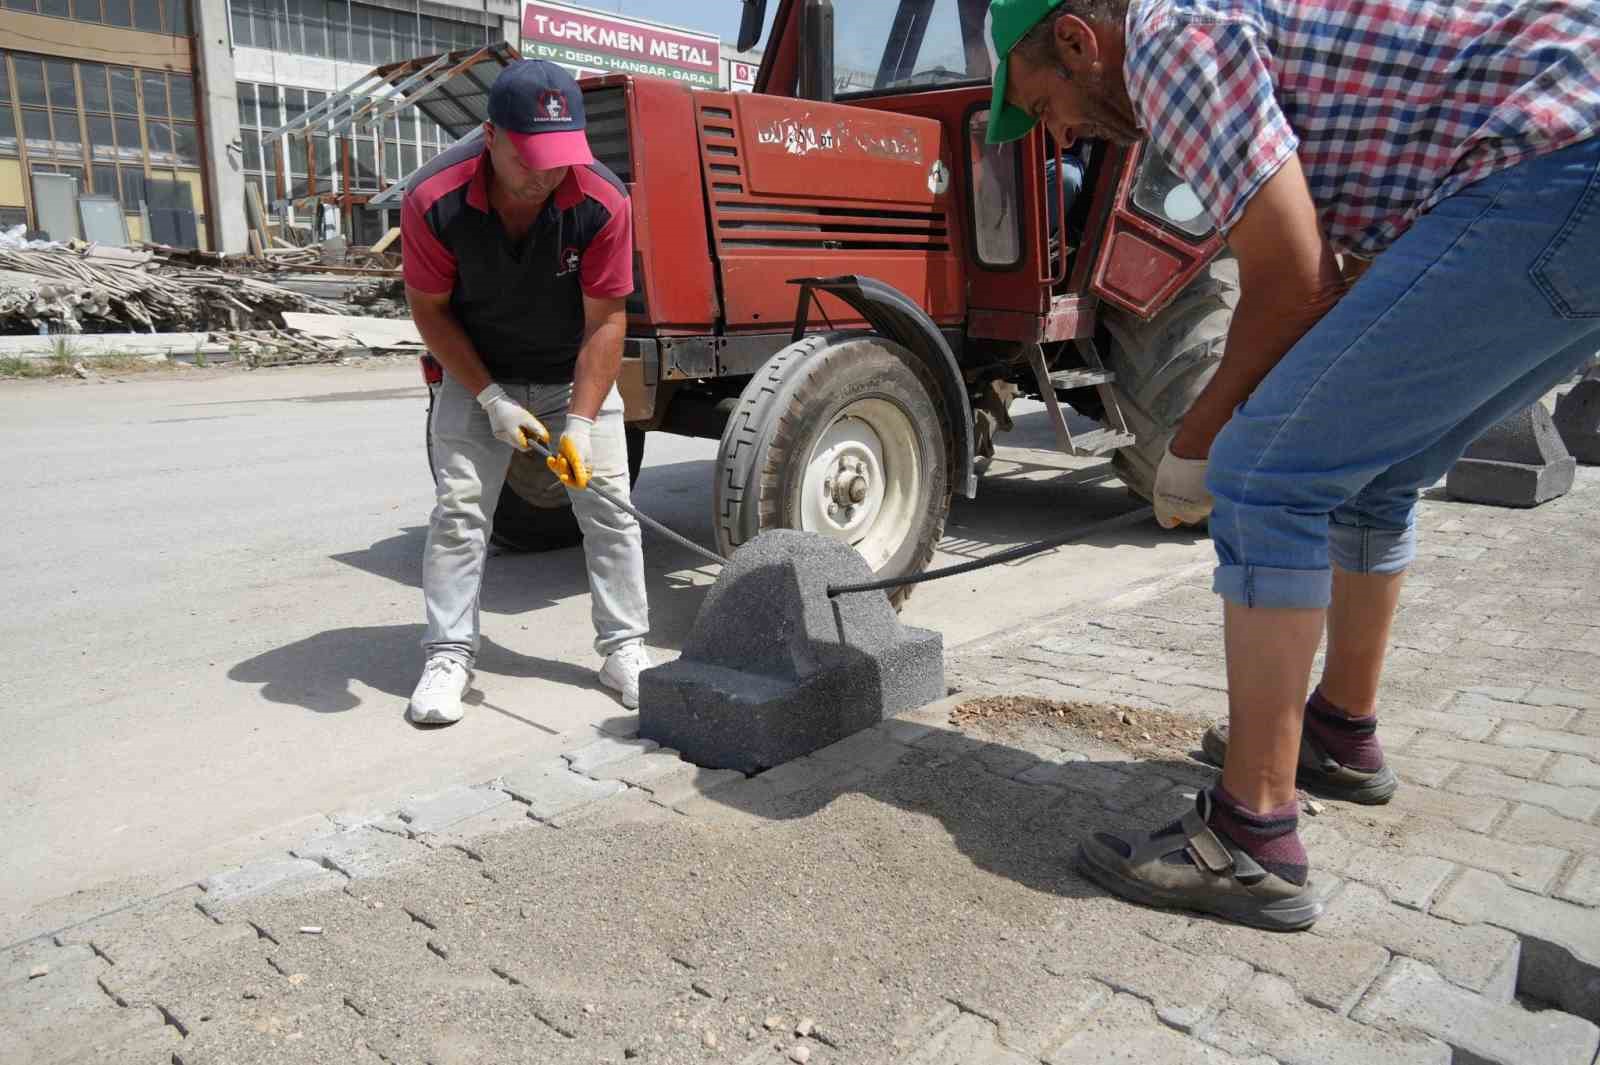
[599,642,652,709]
[408,656,470,724]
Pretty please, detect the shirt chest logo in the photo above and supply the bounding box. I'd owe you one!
[556,246,582,276]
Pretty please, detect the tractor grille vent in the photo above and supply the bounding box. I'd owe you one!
[582,86,644,317]
[699,105,950,254]
[584,87,631,182]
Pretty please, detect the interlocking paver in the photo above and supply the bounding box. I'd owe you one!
[1494,723,1600,760]
[1045,993,1272,1065]
[1497,802,1600,856]
[1301,822,1456,911]
[499,757,626,821]
[1163,899,1389,1013]
[1407,733,1549,778]
[1545,754,1600,788]
[396,784,510,835]
[289,826,421,879]
[1196,971,1450,1065]
[562,734,659,776]
[1041,926,1250,1033]
[1444,767,1600,821]
[1354,957,1600,1065]
[1433,869,1600,1022]
[1311,883,1520,998]
[1557,855,1600,907]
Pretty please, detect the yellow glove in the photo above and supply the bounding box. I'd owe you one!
[547,414,593,490]
[1153,446,1213,528]
[476,384,550,452]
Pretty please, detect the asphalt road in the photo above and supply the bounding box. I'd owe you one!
[0,360,1210,942]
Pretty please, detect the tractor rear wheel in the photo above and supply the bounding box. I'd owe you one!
[714,333,952,607]
[1100,256,1239,499]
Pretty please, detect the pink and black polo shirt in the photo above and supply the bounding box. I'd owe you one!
[401,139,634,384]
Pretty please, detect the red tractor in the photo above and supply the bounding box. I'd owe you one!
[447,0,1234,595]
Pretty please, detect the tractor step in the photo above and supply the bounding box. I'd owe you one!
[1069,428,1136,456]
[1049,368,1116,390]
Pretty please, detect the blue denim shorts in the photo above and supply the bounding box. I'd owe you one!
[1207,137,1600,609]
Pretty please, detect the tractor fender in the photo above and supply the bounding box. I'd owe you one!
[790,275,977,499]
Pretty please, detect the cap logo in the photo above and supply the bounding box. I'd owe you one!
[537,90,571,122]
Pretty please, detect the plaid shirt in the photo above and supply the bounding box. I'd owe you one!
[1123,0,1600,257]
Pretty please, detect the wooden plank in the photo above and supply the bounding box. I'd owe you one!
[369,226,402,255]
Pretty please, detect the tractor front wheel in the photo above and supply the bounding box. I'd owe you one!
[713,333,952,606]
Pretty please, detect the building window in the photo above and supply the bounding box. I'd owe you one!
[0,51,208,243]
[229,0,494,62]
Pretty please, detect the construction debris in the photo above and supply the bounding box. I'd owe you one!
[0,232,420,372]
[0,243,350,335]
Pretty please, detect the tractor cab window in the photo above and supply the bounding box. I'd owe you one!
[837,0,994,96]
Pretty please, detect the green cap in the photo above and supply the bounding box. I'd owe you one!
[985,0,1066,144]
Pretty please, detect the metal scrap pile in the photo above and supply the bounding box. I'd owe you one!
[0,244,351,336]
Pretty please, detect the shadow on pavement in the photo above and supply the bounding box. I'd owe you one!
[227,623,617,723]
[699,718,1218,906]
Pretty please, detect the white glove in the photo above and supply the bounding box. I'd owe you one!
[476,384,549,452]
[1154,447,1213,528]
[547,414,594,490]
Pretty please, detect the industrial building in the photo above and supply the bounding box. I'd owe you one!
[0,0,759,252]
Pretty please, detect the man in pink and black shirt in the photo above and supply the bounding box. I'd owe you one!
[402,60,651,726]
[988,0,1600,929]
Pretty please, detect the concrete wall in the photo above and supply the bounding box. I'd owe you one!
[196,0,250,254]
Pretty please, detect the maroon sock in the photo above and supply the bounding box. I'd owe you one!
[1207,786,1308,886]
[1303,689,1384,772]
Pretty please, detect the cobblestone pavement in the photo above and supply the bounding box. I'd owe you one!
[6,467,1600,1065]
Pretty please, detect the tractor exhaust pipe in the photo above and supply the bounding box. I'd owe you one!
[798,0,835,103]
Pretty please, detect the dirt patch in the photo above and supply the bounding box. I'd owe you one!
[951,694,1206,761]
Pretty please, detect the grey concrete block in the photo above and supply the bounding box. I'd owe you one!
[1354,957,1600,1065]
[500,757,626,821]
[1447,403,1577,507]
[565,735,659,776]
[290,826,422,879]
[1044,994,1269,1065]
[1312,883,1520,999]
[1197,971,1450,1065]
[639,531,945,773]
[1433,869,1600,1022]
[1553,377,1600,464]
[396,784,511,835]
[199,857,344,914]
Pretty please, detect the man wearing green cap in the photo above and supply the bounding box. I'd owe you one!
[985,0,1600,930]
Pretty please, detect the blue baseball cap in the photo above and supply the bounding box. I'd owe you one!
[487,60,594,170]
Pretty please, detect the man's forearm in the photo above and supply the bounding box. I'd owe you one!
[1171,272,1345,458]
[568,320,625,421]
[413,304,493,397]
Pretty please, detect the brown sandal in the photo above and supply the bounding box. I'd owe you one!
[1077,791,1323,932]
[1201,722,1398,805]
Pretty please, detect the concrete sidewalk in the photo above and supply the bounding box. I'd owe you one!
[6,468,1600,1065]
